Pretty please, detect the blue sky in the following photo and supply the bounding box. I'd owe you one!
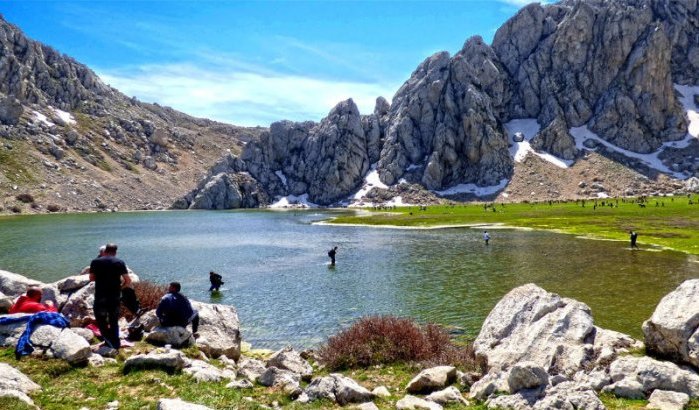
[1,1,531,127]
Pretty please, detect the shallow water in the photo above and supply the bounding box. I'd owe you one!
[0,210,696,348]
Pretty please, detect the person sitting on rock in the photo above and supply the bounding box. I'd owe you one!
[9,286,57,314]
[156,282,199,337]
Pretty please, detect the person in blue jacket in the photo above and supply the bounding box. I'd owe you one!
[156,282,199,337]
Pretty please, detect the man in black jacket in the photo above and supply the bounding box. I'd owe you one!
[156,282,199,336]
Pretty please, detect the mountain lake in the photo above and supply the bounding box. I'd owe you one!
[0,210,697,348]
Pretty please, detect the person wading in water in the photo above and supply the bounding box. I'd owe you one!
[328,246,338,266]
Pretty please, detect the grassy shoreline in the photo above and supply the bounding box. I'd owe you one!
[326,196,699,255]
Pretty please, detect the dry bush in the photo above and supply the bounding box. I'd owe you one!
[15,193,34,203]
[318,315,481,371]
[120,280,167,319]
[46,204,61,212]
[10,205,21,213]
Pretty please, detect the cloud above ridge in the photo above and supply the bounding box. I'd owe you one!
[99,62,399,127]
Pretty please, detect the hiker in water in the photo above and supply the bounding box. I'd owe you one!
[629,231,639,249]
[328,246,338,266]
[209,271,224,292]
[483,231,491,246]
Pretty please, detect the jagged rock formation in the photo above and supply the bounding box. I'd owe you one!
[0,14,261,214]
[179,0,698,209]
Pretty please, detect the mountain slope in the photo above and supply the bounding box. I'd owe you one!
[178,0,698,209]
[0,14,263,214]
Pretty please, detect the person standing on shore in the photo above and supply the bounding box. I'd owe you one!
[89,243,131,349]
[483,231,491,246]
[629,231,639,249]
[328,246,338,266]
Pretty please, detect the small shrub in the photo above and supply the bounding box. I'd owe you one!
[15,193,34,203]
[120,280,167,319]
[10,205,21,213]
[46,204,61,212]
[318,315,481,371]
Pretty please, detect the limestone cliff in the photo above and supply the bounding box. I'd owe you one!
[178,0,698,209]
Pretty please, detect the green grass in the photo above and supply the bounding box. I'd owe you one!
[0,346,659,410]
[0,142,37,185]
[329,196,699,255]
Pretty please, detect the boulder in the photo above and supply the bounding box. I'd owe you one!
[132,309,160,332]
[305,374,375,405]
[425,386,468,405]
[0,293,12,314]
[258,366,301,387]
[647,389,690,410]
[0,389,34,406]
[0,313,29,347]
[60,282,94,326]
[643,279,699,369]
[0,96,23,126]
[406,366,457,394]
[0,362,41,393]
[237,357,267,383]
[469,370,508,401]
[28,325,90,365]
[533,381,605,410]
[371,386,391,398]
[0,270,42,296]
[607,356,699,397]
[53,274,90,293]
[156,398,213,410]
[50,327,91,365]
[507,362,549,393]
[183,360,235,383]
[145,326,194,348]
[266,346,313,379]
[226,379,253,389]
[354,402,379,410]
[395,395,443,410]
[123,350,186,374]
[191,301,241,359]
[473,284,637,377]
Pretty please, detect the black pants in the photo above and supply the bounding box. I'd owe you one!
[94,301,121,349]
[161,311,199,333]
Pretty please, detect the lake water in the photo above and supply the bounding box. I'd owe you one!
[0,210,697,349]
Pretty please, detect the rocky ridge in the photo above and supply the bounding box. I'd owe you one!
[177,0,699,210]
[0,14,263,214]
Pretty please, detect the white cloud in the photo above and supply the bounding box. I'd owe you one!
[98,63,400,127]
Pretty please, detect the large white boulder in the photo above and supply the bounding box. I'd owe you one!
[53,274,90,293]
[0,362,41,393]
[474,284,639,377]
[124,350,187,374]
[0,313,30,347]
[191,301,240,359]
[647,389,690,410]
[28,325,92,365]
[60,282,95,326]
[643,279,699,369]
[145,326,194,348]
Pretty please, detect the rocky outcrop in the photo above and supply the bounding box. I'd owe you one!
[473,283,640,377]
[191,301,241,360]
[643,279,699,369]
[530,117,578,160]
[493,1,688,154]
